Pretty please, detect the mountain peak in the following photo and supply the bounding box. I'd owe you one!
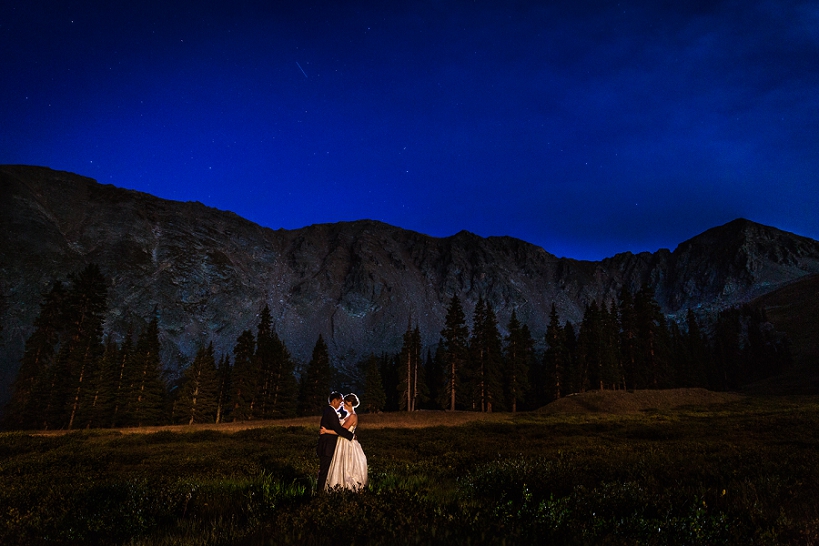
[3,166,819,409]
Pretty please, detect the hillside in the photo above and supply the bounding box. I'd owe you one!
[737,274,819,394]
[538,388,743,415]
[752,273,819,366]
[3,165,819,405]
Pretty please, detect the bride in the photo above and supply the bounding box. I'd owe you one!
[320,393,368,491]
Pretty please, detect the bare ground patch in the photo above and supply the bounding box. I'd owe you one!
[30,410,516,436]
[27,389,743,436]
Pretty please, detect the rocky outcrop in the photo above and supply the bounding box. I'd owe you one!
[3,165,819,403]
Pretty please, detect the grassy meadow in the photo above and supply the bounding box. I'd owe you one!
[2,392,819,545]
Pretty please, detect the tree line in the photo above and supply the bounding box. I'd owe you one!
[390,287,791,412]
[2,265,792,430]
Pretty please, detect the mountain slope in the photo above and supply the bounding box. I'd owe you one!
[733,274,819,395]
[3,165,819,403]
[751,273,819,366]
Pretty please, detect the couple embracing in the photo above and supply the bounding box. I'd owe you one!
[316,391,368,492]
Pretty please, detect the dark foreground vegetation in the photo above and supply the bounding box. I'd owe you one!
[2,395,818,545]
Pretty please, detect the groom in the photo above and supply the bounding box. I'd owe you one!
[317,391,355,491]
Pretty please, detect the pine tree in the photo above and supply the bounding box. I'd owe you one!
[483,303,506,412]
[361,354,386,413]
[424,347,444,410]
[399,324,414,411]
[562,321,578,394]
[575,301,601,393]
[3,282,66,430]
[268,332,299,418]
[255,305,275,418]
[469,302,504,412]
[110,325,135,427]
[440,295,469,411]
[634,285,672,389]
[243,305,299,420]
[60,264,107,430]
[413,326,427,409]
[214,354,232,424]
[79,335,119,429]
[380,352,400,412]
[684,309,710,388]
[519,323,536,408]
[465,297,487,411]
[231,330,258,421]
[542,303,566,401]
[599,301,623,389]
[669,317,698,389]
[712,308,741,390]
[298,335,333,416]
[504,311,532,412]
[127,316,166,427]
[174,343,219,424]
[398,323,424,411]
[618,288,639,390]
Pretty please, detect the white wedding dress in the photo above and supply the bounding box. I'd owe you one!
[324,422,368,491]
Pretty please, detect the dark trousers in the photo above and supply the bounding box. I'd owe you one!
[317,455,333,491]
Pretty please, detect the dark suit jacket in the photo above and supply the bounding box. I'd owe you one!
[317,405,354,458]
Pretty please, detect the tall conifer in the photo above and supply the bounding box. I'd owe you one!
[468,302,504,412]
[685,309,710,388]
[668,320,693,389]
[543,303,566,401]
[361,354,386,413]
[298,335,333,416]
[255,305,275,418]
[398,323,424,411]
[425,347,444,410]
[380,352,400,411]
[268,332,299,418]
[3,282,66,429]
[174,342,218,424]
[576,301,601,392]
[58,264,107,430]
[79,335,119,428]
[634,285,672,388]
[231,330,258,421]
[599,301,623,389]
[110,325,134,427]
[563,321,578,394]
[248,305,298,419]
[504,311,532,412]
[711,308,741,390]
[618,288,639,390]
[440,295,468,411]
[214,353,232,424]
[127,316,166,427]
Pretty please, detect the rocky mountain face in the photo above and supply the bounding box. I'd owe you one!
[3,165,819,403]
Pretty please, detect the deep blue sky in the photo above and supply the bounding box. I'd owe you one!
[2,1,817,260]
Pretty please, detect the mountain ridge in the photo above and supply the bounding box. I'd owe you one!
[3,165,819,404]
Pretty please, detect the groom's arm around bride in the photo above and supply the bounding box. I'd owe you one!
[316,392,354,491]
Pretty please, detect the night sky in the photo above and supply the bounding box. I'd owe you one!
[2,1,817,260]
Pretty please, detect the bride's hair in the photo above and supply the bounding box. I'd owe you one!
[344,393,360,408]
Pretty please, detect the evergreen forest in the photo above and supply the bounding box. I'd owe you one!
[2,265,793,430]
